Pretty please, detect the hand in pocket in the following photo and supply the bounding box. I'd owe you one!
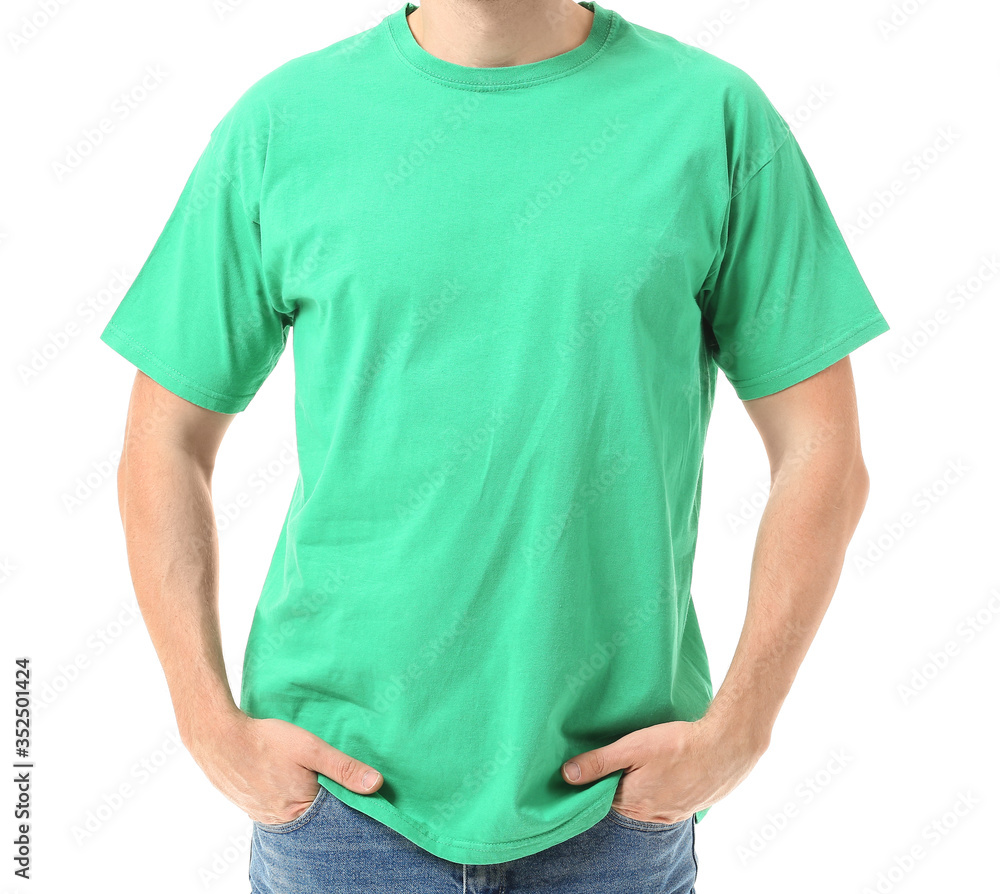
[183,711,384,825]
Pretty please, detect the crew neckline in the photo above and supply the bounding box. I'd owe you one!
[385,1,617,91]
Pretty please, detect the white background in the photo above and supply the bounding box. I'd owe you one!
[1,0,998,891]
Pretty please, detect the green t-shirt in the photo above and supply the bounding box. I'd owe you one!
[100,0,889,865]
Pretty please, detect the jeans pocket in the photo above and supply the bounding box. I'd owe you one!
[606,805,691,832]
[253,784,329,833]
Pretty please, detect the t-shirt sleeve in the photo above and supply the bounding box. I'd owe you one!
[697,85,890,401]
[99,95,292,414]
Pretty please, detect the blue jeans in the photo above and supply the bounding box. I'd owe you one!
[249,785,698,893]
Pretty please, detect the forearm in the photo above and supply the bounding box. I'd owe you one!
[702,447,870,749]
[117,442,240,747]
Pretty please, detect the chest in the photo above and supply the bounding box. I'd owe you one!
[260,92,723,366]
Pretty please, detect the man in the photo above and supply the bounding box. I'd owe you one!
[101,0,889,890]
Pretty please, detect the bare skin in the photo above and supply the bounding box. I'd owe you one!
[405,0,595,69]
[563,356,872,823]
[114,371,383,826]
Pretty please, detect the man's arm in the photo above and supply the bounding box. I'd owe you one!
[700,354,871,747]
[115,371,383,823]
[117,369,239,741]
[562,356,872,822]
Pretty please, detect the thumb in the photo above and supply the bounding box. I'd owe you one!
[317,742,384,795]
[562,742,629,786]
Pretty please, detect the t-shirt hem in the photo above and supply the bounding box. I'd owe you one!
[319,779,615,864]
[100,320,254,414]
[729,313,890,401]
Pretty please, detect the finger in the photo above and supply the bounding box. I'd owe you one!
[308,738,383,795]
[562,742,631,785]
